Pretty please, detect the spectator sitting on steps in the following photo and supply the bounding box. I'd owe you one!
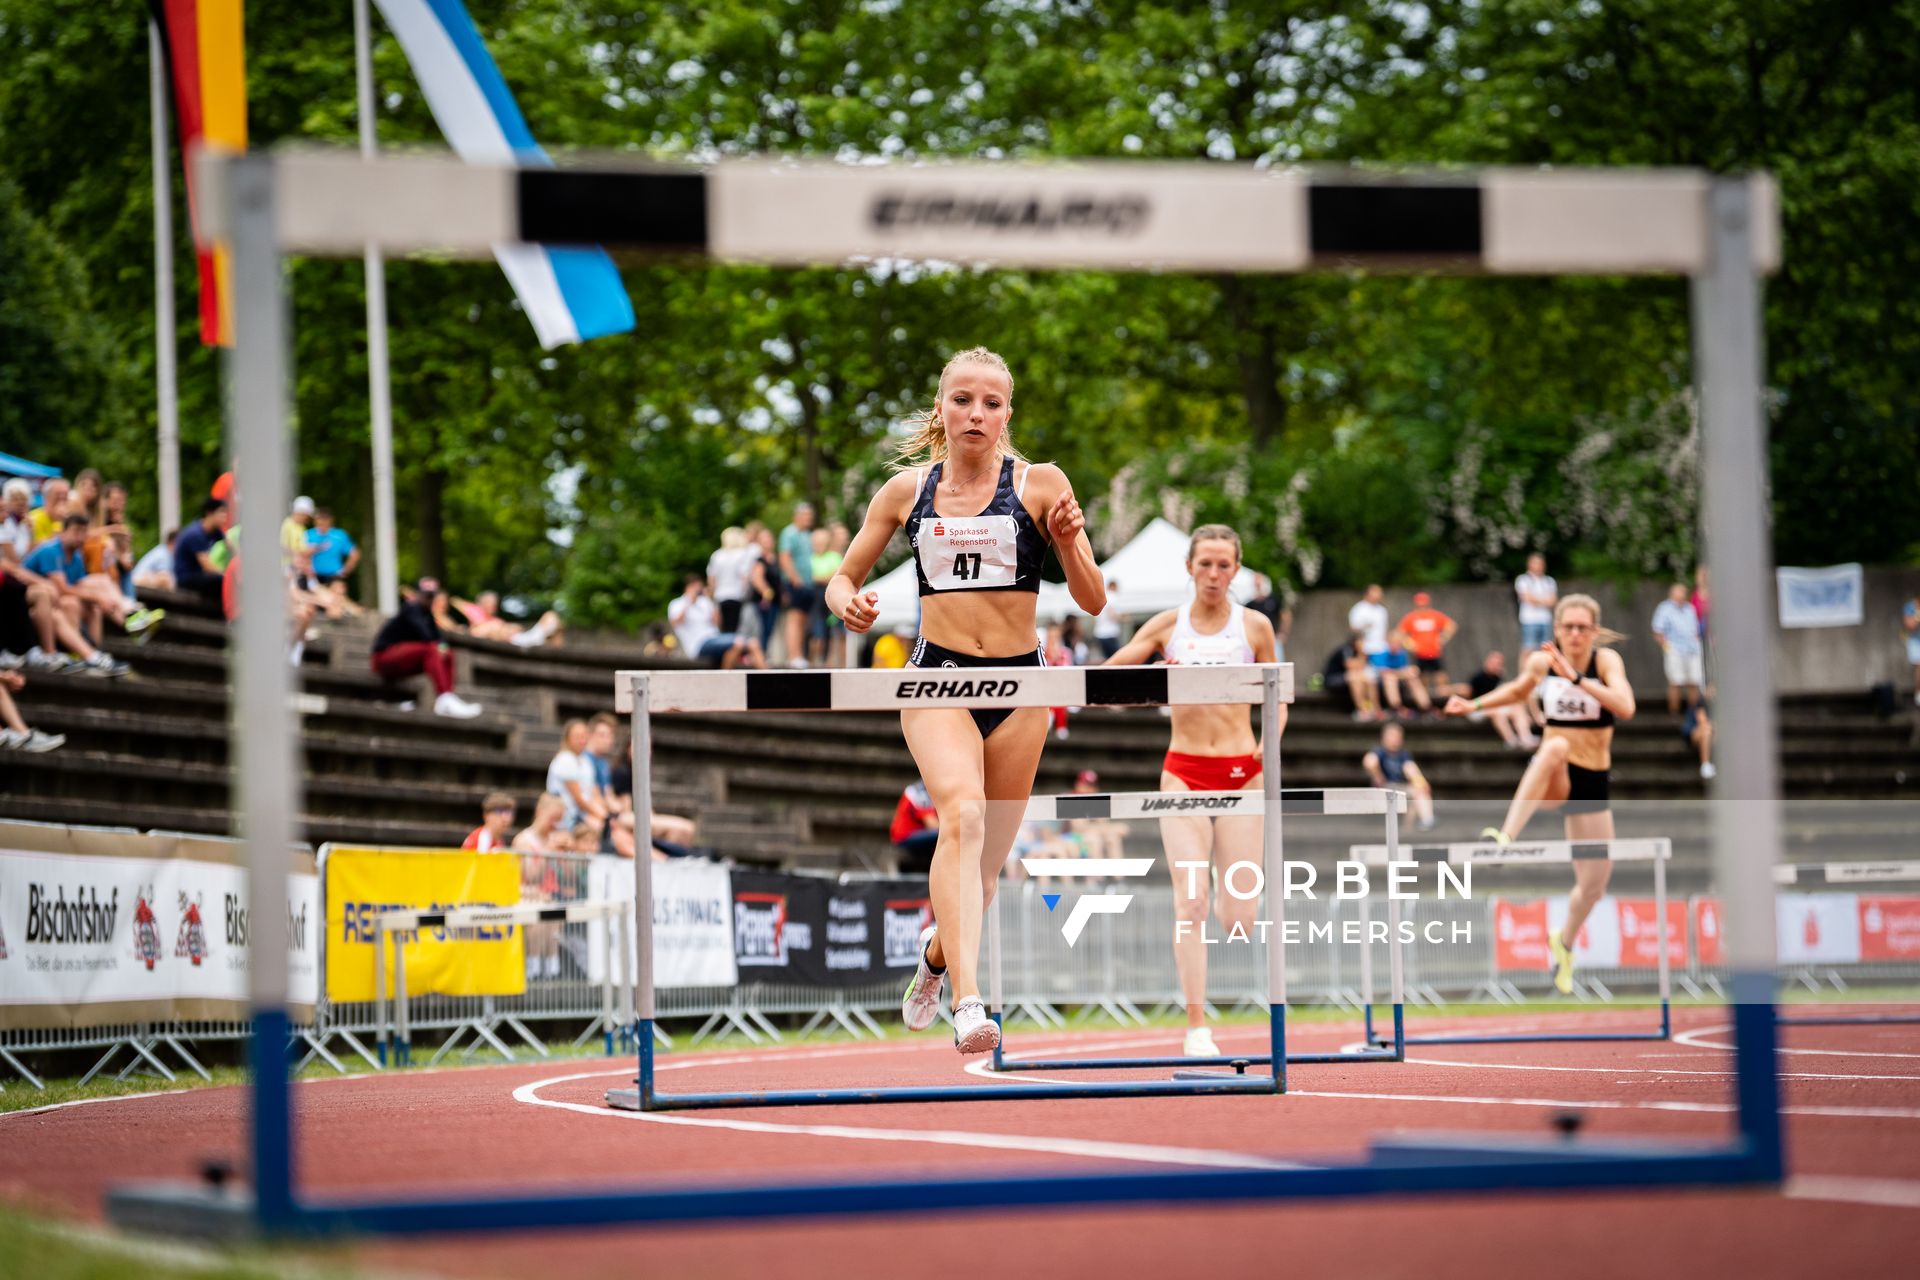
[24,513,163,645]
[0,670,64,751]
[1363,722,1437,831]
[606,730,698,861]
[1323,630,1381,722]
[1682,702,1717,781]
[455,590,562,648]
[463,792,516,852]
[304,507,359,586]
[1465,651,1539,750]
[511,793,567,980]
[369,577,483,718]
[1372,633,1433,719]
[668,575,765,669]
[891,779,940,872]
[173,498,230,605]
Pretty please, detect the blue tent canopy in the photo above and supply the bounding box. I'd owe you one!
[0,452,62,481]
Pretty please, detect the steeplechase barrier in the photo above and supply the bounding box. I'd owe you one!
[372,899,635,1066]
[989,785,1411,1072]
[1351,838,1673,1046]
[103,147,1787,1238]
[605,662,1298,1110]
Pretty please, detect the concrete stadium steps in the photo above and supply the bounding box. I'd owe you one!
[10,593,1918,870]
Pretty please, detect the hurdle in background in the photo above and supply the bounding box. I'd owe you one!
[986,786,1410,1072]
[606,662,1296,1109]
[373,900,636,1067]
[1772,860,1920,1026]
[106,150,1782,1238]
[1348,838,1673,1046]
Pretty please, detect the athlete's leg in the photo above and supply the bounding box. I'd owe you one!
[901,709,986,993]
[1559,806,1616,947]
[1495,736,1571,840]
[1159,769,1216,1029]
[979,708,1049,912]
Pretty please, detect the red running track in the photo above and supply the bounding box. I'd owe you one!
[2,1009,1916,1279]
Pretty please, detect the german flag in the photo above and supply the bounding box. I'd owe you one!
[151,0,247,347]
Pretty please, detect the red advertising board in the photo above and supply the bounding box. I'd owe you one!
[1694,897,1724,967]
[1492,898,1550,972]
[1858,895,1920,962]
[1617,899,1689,968]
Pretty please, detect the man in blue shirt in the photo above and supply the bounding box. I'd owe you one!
[24,513,160,646]
[777,502,815,668]
[1362,722,1437,830]
[173,498,230,604]
[304,508,360,585]
[1650,581,1705,714]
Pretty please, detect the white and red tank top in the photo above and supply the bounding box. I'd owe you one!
[1164,601,1254,666]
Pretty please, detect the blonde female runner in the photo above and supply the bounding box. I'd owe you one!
[826,347,1105,1053]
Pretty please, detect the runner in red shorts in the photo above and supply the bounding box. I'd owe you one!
[1102,524,1279,1056]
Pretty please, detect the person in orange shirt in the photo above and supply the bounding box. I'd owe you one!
[1398,591,1458,699]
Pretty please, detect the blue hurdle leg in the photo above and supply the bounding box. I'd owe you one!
[636,1019,657,1111]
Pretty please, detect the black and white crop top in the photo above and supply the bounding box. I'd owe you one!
[906,457,1048,597]
[1540,654,1615,729]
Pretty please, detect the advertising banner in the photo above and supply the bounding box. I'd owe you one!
[729,872,930,987]
[0,825,317,1029]
[1775,562,1864,628]
[322,847,522,1003]
[1616,899,1689,969]
[1494,897,1679,972]
[585,857,737,989]
[1856,896,1920,963]
[1775,892,1863,966]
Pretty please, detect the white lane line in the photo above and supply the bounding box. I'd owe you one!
[0,1089,180,1122]
[1403,1055,1920,1083]
[1785,1175,1920,1211]
[513,1069,1305,1170]
[1288,1087,1920,1121]
[1676,1024,1920,1060]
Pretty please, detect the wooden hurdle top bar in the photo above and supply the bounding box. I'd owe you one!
[1348,838,1671,867]
[615,663,1290,714]
[1022,787,1404,822]
[373,899,630,932]
[199,151,1780,278]
[1774,860,1920,886]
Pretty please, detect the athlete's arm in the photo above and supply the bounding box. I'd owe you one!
[1443,650,1546,716]
[1103,609,1176,666]
[1245,608,1278,663]
[1025,464,1105,617]
[826,472,913,634]
[1583,647,1637,721]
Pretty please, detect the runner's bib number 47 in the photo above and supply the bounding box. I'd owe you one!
[915,516,1020,590]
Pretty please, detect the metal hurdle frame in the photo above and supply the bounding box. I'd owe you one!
[607,662,1295,1109]
[371,900,637,1067]
[1350,839,1673,1047]
[1771,861,1920,1026]
[106,149,1788,1239]
[987,786,1411,1072]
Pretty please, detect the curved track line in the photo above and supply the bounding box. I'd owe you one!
[513,1069,1305,1170]
[1784,1175,1920,1211]
[1676,1024,1920,1060]
[1403,1055,1920,1082]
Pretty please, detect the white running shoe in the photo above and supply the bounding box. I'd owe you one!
[21,729,64,753]
[1183,1026,1221,1058]
[434,691,484,719]
[0,728,25,749]
[1700,761,1717,780]
[0,651,23,670]
[900,925,946,1032]
[951,997,1000,1055]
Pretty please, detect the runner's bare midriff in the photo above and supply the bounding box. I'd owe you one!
[1167,704,1259,760]
[1543,723,1613,771]
[917,592,1042,658]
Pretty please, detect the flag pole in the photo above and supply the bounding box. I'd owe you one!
[356,0,400,617]
[150,18,181,539]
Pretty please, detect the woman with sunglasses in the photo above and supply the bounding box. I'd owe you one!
[1443,593,1635,994]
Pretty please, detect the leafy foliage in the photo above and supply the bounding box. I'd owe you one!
[1,1,1913,628]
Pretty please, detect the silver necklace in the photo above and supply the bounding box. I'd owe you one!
[946,458,993,494]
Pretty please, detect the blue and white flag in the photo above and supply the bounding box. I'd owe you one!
[374,0,634,348]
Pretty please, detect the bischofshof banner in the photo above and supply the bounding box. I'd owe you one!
[321,847,524,1003]
[0,821,318,1029]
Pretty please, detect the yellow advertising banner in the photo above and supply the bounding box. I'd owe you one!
[323,848,524,1002]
